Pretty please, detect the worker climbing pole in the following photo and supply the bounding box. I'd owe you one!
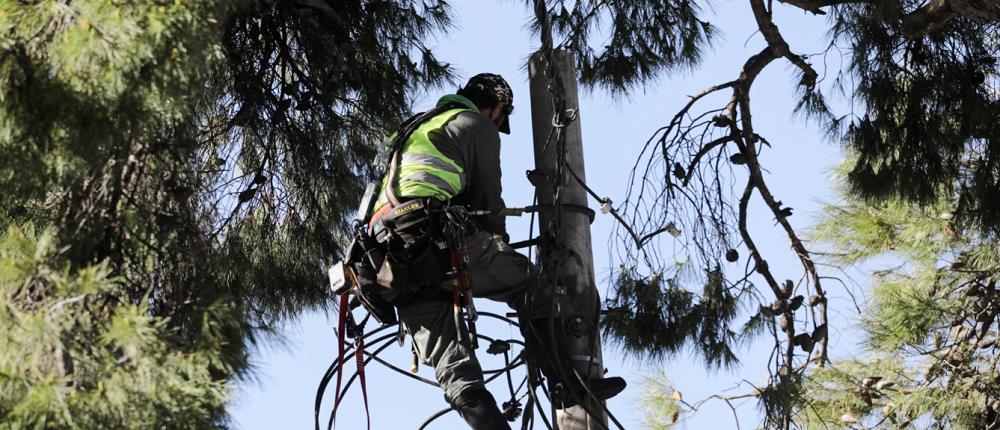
[315,3,627,428]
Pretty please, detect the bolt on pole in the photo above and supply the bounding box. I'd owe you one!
[528,49,607,430]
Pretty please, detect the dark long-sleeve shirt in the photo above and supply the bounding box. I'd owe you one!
[427,96,507,238]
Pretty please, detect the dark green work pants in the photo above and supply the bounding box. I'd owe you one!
[396,230,550,403]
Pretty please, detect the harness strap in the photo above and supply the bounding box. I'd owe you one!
[330,293,349,428]
[368,202,394,233]
[381,102,465,209]
[450,250,464,346]
[449,247,478,350]
[458,245,478,350]
[385,147,404,207]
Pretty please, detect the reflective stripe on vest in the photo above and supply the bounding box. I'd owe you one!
[375,107,474,208]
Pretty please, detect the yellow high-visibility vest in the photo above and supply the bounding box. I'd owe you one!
[374,95,478,209]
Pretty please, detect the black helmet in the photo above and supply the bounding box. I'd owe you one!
[458,73,514,134]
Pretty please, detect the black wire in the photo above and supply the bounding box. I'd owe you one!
[365,351,440,387]
[477,310,521,327]
[504,351,516,400]
[521,397,534,430]
[317,313,538,429]
[416,407,453,430]
[527,375,554,430]
[570,368,626,430]
[314,324,398,430]
[527,193,538,264]
[521,394,536,430]
[566,163,647,250]
[325,318,526,401]
[515,374,529,396]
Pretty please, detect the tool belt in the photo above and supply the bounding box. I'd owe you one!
[331,198,469,324]
[370,198,452,295]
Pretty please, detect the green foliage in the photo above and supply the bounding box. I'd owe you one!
[638,370,681,429]
[827,2,1000,235]
[805,167,1000,428]
[541,0,715,94]
[0,0,233,201]
[602,265,740,369]
[0,226,232,429]
[865,273,944,350]
[0,0,456,424]
[203,0,456,322]
[801,358,986,429]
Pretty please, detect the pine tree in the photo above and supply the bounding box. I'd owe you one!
[831,4,1000,236]
[634,159,1000,428]
[799,164,1000,429]
[0,226,235,429]
[1,0,452,424]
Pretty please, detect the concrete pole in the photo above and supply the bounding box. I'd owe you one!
[528,49,607,429]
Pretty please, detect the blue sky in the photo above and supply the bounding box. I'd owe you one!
[229,1,857,428]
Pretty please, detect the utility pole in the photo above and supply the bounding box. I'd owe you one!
[528,49,607,430]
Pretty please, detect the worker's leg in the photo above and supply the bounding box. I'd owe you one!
[396,294,510,429]
[396,296,483,403]
[460,230,627,408]
[461,230,549,318]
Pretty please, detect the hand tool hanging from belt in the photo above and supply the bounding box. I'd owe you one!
[447,226,478,350]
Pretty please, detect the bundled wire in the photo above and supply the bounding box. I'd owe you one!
[315,312,547,430]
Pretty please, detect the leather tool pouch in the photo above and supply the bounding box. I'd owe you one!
[375,199,451,292]
[333,229,398,325]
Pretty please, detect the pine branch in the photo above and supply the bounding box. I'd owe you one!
[777,0,873,15]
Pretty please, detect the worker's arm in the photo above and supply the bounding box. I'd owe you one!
[471,121,507,240]
[432,111,507,239]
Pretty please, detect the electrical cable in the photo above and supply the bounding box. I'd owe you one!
[416,407,454,430]
[316,313,534,428]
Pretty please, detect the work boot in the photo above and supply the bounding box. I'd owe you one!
[554,376,627,409]
[450,388,512,430]
[521,317,627,409]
